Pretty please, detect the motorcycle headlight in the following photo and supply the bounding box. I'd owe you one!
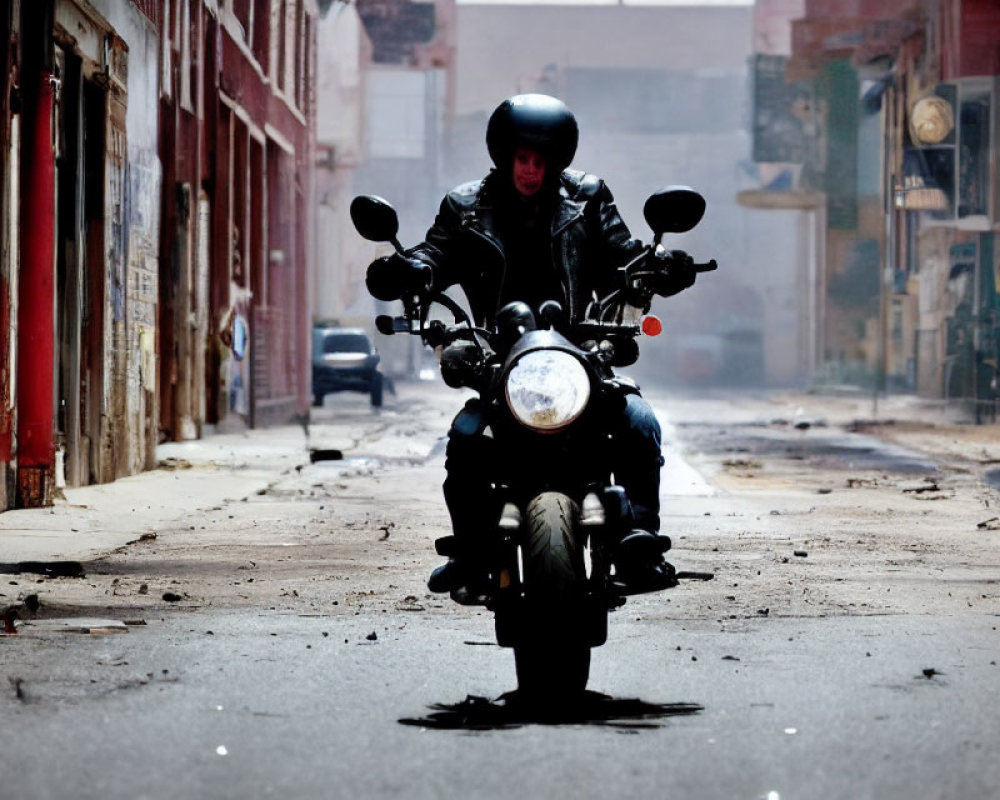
[504,350,591,432]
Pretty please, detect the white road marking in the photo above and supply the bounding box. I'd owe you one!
[656,405,715,497]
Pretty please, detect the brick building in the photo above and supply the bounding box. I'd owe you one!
[0,0,161,507]
[159,0,317,437]
[0,0,318,510]
[744,0,1000,417]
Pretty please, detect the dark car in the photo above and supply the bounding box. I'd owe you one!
[312,326,383,407]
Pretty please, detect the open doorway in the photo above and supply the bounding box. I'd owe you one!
[54,44,106,487]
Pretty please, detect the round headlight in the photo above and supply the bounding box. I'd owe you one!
[504,350,591,432]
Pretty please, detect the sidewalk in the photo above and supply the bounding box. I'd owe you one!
[0,425,312,566]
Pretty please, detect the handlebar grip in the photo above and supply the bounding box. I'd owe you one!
[375,315,414,335]
[694,259,718,273]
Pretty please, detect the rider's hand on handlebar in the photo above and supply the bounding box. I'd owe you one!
[648,247,696,298]
[366,253,433,302]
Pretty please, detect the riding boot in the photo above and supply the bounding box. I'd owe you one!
[612,529,677,594]
[427,400,496,602]
[427,543,492,604]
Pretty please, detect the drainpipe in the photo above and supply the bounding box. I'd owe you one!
[16,0,56,507]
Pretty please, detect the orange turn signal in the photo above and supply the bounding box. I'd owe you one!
[641,315,663,337]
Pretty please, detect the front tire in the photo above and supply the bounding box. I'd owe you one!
[370,373,384,407]
[514,492,590,702]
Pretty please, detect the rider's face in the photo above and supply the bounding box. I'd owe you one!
[512,147,546,197]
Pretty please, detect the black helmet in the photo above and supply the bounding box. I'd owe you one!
[486,94,579,173]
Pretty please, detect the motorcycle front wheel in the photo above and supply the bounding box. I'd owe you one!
[514,492,590,703]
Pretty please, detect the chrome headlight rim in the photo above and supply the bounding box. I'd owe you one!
[503,348,592,433]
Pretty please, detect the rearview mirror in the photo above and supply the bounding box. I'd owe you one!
[350,195,401,245]
[643,186,706,236]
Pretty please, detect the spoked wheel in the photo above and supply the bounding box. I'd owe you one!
[513,492,590,704]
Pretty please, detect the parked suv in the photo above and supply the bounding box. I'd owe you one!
[312,325,383,407]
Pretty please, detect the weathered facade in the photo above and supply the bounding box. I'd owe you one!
[0,0,161,508]
[159,0,318,437]
[0,0,318,511]
[744,0,1000,418]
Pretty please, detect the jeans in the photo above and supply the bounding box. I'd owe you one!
[442,393,665,550]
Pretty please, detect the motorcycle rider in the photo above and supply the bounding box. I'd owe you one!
[366,94,698,599]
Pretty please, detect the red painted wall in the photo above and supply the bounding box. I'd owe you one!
[957,0,1000,77]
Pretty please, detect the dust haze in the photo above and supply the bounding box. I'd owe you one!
[353,1,795,390]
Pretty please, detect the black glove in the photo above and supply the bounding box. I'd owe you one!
[649,248,696,298]
[365,253,432,301]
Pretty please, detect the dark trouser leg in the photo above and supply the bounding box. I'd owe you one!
[443,431,496,553]
[611,393,665,533]
[429,401,496,594]
[610,394,675,593]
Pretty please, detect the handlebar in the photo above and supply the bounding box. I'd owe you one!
[375,253,719,349]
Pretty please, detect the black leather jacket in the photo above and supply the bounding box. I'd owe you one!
[409,169,645,326]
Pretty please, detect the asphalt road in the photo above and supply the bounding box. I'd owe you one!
[4,608,997,800]
[2,383,998,800]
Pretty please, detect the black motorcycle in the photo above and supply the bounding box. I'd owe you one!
[350,187,715,702]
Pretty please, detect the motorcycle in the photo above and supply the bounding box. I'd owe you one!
[350,186,716,703]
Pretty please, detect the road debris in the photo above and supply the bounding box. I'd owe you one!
[899,478,952,500]
[157,457,193,470]
[900,479,941,494]
[977,517,1000,531]
[396,596,425,612]
[310,448,344,463]
[722,458,762,472]
[0,561,85,578]
[14,618,129,634]
[676,571,714,581]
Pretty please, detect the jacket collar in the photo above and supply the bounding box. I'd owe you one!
[470,172,583,238]
[552,183,585,236]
